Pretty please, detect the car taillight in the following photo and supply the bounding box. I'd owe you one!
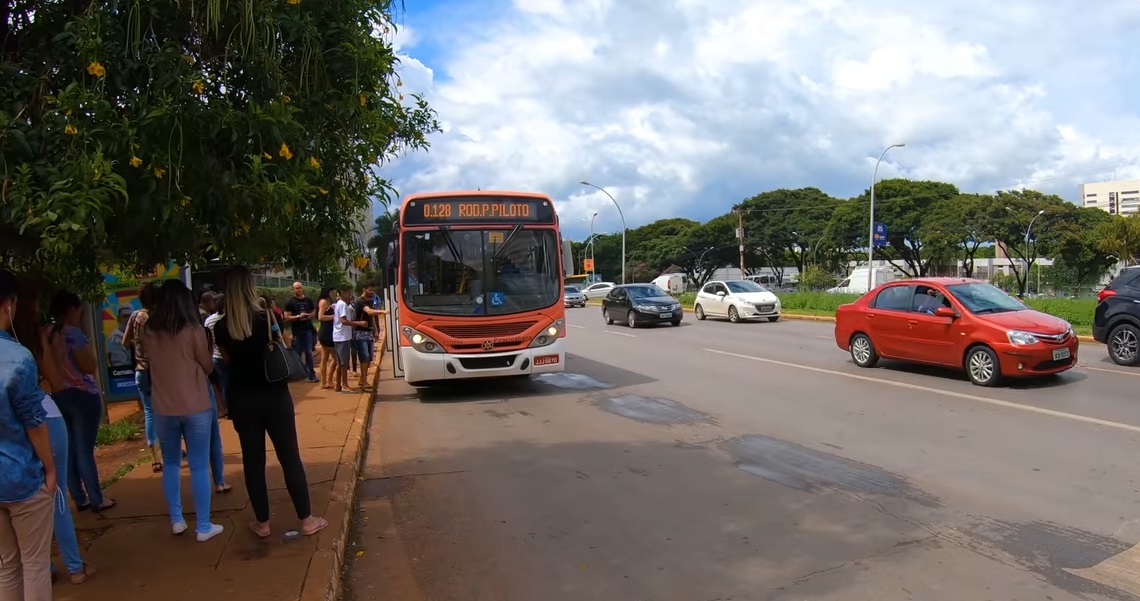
[1098,288,1117,302]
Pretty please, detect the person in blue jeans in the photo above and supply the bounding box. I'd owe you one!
[141,279,224,542]
[205,380,231,494]
[46,289,115,512]
[9,275,97,587]
[121,282,162,472]
[283,282,319,382]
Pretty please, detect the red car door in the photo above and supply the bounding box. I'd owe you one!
[863,284,916,358]
[905,286,961,366]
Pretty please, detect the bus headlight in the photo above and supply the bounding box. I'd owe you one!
[401,326,444,354]
[529,319,564,348]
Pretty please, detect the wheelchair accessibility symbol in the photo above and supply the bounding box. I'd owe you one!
[489,291,506,306]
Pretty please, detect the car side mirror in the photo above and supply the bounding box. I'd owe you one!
[716,291,726,297]
[934,306,957,319]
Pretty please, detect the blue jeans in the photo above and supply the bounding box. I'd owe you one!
[135,370,157,447]
[206,384,226,487]
[47,416,85,574]
[291,328,317,378]
[156,408,216,534]
[54,388,105,507]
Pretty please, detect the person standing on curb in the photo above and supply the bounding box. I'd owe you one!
[283,282,318,383]
[350,284,384,390]
[0,268,57,601]
[332,285,356,394]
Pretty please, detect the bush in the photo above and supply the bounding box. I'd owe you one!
[256,286,324,308]
[675,290,1097,331]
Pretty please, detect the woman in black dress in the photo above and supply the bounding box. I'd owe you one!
[315,287,336,389]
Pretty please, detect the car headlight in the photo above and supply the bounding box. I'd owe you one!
[401,326,444,353]
[529,319,564,348]
[1006,330,1040,346]
[633,304,654,312]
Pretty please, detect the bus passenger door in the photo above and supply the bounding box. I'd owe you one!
[384,233,405,379]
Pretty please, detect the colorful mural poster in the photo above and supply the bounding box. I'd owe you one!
[97,262,184,401]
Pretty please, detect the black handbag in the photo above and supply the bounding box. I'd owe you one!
[264,312,308,383]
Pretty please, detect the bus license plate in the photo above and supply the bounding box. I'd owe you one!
[534,354,559,366]
[1052,348,1071,361]
[659,312,672,318]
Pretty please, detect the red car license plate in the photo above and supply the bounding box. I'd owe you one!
[534,354,559,366]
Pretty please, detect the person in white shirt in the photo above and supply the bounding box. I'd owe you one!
[331,285,355,393]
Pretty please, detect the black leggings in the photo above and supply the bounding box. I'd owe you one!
[229,387,311,522]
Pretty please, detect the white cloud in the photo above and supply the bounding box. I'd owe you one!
[387,0,1140,238]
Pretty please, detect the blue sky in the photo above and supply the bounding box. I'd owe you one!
[381,0,1140,240]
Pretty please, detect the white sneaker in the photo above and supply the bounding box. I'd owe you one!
[172,522,188,535]
[196,523,224,542]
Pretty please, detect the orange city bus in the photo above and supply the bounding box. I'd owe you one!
[384,190,572,386]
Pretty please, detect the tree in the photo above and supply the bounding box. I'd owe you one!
[1045,206,1115,294]
[738,188,835,277]
[1,0,440,294]
[922,193,992,277]
[987,189,1072,295]
[1097,215,1140,263]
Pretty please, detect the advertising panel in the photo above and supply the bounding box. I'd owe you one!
[96,262,185,401]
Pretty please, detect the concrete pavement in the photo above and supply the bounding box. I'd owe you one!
[345,308,1140,601]
[55,378,374,601]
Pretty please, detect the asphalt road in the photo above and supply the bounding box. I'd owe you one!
[343,308,1140,601]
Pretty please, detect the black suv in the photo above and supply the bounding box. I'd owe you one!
[1093,266,1140,366]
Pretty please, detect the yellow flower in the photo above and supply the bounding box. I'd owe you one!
[398,94,404,101]
[153,166,166,179]
[396,79,403,88]
[278,143,293,160]
[193,80,205,95]
[179,196,191,208]
[182,54,194,64]
[130,156,142,168]
[282,95,291,104]
[308,156,320,169]
[64,124,78,135]
[286,0,300,4]
[359,95,367,106]
[86,62,106,77]
[319,188,329,196]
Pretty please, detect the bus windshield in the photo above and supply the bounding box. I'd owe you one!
[402,227,561,316]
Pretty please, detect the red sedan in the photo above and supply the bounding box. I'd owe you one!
[834,278,1078,386]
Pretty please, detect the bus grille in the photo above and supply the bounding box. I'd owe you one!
[435,321,537,339]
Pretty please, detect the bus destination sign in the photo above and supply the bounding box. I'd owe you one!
[404,197,556,226]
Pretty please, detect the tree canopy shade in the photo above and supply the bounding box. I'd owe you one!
[0,0,440,293]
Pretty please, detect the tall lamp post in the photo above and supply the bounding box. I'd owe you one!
[867,143,906,291]
[583,211,598,282]
[580,180,627,284]
[1025,209,1045,295]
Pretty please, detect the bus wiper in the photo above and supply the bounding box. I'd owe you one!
[493,224,524,260]
[437,225,462,262]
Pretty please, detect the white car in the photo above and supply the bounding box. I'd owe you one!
[582,281,616,300]
[693,279,782,323]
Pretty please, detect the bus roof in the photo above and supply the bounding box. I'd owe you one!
[402,190,554,202]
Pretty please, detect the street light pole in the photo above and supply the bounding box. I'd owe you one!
[580,180,627,284]
[867,143,906,291]
[1025,209,1045,295]
[584,212,598,282]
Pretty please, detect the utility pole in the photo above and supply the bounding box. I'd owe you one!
[734,208,746,278]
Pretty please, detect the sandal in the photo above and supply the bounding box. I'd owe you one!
[215,483,232,494]
[301,517,328,536]
[152,462,163,473]
[91,499,116,513]
[69,563,97,585]
[248,521,271,539]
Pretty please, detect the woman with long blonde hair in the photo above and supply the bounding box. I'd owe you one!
[214,266,326,538]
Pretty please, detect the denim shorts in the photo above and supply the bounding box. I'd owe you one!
[353,338,374,363]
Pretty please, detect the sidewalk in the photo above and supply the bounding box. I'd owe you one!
[53,373,377,601]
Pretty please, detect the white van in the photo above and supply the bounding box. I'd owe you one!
[828,267,897,295]
[651,273,687,295]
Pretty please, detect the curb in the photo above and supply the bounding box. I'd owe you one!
[581,301,1100,344]
[299,368,377,601]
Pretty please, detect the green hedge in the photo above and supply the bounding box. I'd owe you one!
[676,291,1098,331]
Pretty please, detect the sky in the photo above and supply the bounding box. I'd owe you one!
[381,0,1140,240]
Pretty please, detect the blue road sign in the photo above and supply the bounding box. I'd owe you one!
[873,223,889,247]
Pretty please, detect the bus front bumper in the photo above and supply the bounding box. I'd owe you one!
[401,338,567,384]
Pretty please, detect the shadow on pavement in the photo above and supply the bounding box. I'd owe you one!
[376,354,657,404]
[867,359,1089,389]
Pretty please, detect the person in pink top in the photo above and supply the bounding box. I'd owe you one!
[141,279,225,542]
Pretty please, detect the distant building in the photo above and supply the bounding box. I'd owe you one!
[1079,179,1140,216]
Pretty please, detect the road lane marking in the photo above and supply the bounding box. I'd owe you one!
[605,330,638,338]
[567,324,586,329]
[1082,365,1140,378]
[814,335,832,340]
[703,348,1140,435]
[1066,544,1140,597]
